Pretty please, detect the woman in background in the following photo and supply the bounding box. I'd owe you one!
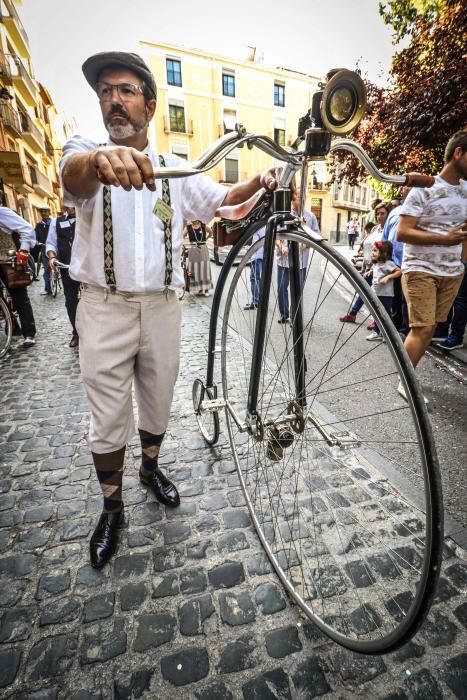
[183,220,213,296]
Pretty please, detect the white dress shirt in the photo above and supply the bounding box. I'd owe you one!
[0,207,35,251]
[60,135,227,292]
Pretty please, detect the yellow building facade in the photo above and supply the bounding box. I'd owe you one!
[0,0,62,222]
[142,40,375,238]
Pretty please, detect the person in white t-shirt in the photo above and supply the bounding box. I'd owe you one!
[396,129,467,399]
[366,240,401,341]
[60,51,279,568]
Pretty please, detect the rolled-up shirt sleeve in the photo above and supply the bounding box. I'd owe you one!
[45,218,57,256]
[0,206,35,251]
[60,134,99,207]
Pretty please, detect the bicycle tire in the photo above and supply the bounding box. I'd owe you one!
[52,269,59,298]
[220,228,443,653]
[0,296,13,359]
[36,249,43,280]
[27,253,36,281]
[192,379,220,445]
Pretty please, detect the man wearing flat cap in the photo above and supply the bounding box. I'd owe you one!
[60,51,278,568]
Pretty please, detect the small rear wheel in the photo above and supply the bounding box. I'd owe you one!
[192,379,220,445]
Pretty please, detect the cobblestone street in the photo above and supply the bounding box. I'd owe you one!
[0,284,466,699]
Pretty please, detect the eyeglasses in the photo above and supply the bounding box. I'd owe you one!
[96,82,144,102]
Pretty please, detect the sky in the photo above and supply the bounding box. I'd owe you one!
[18,0,397,142]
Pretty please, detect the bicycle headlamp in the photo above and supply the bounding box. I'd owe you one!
[320,69,366,135]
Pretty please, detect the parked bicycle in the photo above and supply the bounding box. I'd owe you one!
[0,276,20,359]
[152,69,442,654]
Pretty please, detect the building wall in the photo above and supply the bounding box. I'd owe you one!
[143,41,317,189]
[0,0,61,222]
[142,40,374,239]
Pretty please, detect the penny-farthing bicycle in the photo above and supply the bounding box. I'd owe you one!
[156,69,443,654]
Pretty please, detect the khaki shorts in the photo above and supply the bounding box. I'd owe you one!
[402,271,464,328]
[76,285,181,453]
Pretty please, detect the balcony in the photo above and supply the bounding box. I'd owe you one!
[0,102,21,135]
[31,166,53,198]
[19,112,44,152]
[45,137,54,159]
[0,51,12,84]
[0,1,30,55]
[163,116,193,135]
[8,54,36,105]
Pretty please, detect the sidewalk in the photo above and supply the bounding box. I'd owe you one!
[0,286,466,699]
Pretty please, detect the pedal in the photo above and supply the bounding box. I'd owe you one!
[201,398,226,412]
[333,430,360,449]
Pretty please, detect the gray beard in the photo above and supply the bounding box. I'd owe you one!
[106,118,146,140]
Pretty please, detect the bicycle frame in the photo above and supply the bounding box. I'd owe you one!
[151,119,431,433]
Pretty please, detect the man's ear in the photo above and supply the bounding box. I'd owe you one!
[146,99,157,122]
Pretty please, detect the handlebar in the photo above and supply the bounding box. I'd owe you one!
[144,124,434,191]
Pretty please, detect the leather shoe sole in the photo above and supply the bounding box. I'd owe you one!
[139,468,180,508]
[90,508,124,568]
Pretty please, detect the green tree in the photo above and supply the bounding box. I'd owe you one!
[330,0,466,187]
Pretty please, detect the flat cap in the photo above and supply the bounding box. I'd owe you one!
[82,51,157,99]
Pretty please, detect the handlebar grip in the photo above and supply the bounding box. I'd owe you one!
[404,173,435,188]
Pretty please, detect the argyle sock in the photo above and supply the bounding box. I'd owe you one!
[139,429,165,476]
[92,446,125,513]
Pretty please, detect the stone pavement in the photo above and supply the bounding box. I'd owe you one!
[0,285,466,699]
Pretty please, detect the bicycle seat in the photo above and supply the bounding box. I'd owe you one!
[216,188,267,221]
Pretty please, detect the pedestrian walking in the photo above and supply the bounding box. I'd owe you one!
[366,240,401,341]
[276,189,320,323]
[35,207,53,295]
[182,220,212,296]
[46,207,80,346]
[60,51,278,568]
[432,264,467,350]
[396,128,467,400]
[347,218,358,250]
[0,206,37,347]
[339,201,391,324]
[244,225,266,310]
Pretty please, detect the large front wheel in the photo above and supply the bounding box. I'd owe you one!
[220,230,443,653]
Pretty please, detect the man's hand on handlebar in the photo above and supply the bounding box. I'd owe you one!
[92,146,156,192]
[49,256,58,270]
[259,168,279,191]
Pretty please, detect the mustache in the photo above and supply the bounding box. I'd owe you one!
[107,105,130,120]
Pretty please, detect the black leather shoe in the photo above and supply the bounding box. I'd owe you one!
[89,508,124,568]
[139,468,180,507]
[243,303,257,310]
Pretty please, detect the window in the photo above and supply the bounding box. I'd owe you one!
[172,145,189,160]
[225,158,239,183]
[166,58,182,87]
[169,104,185,132]
[274,128,285,147]
[222,72,235,97]
[223,109,237,134]
[274,82,285,107]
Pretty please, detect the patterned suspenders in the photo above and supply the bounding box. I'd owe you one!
[102,154,172,291]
